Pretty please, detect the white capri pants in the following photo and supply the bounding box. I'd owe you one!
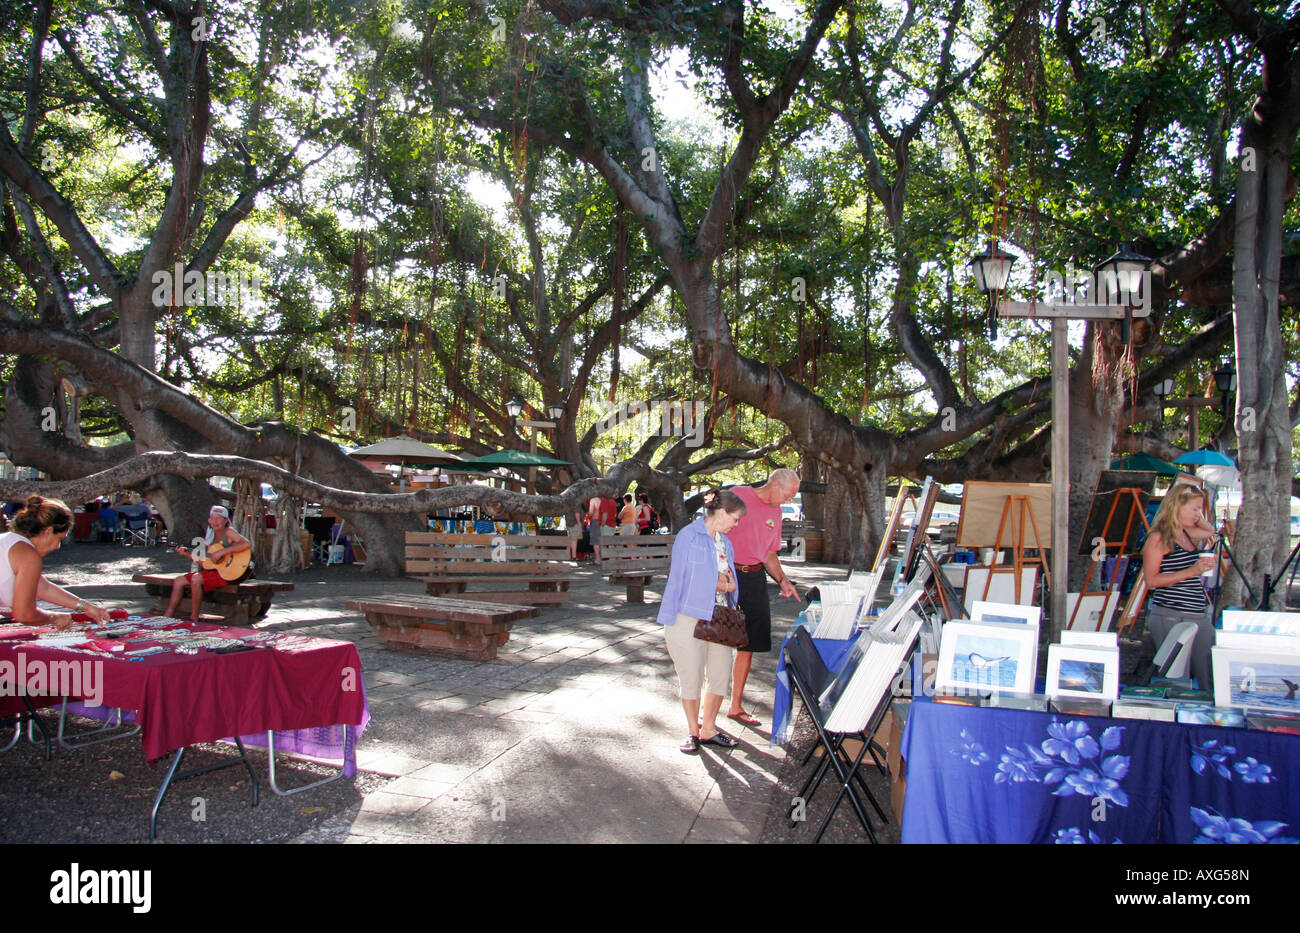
[664,613,734,701]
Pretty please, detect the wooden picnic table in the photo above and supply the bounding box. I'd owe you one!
[345,594,538,660]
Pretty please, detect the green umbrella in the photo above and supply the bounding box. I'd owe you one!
[1109,453,1187,477]
[459,449,572,469]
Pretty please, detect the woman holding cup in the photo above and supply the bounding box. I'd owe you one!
[1142,483,1219,688]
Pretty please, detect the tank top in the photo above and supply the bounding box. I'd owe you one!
[1149,539,1209,611]
[0,531,35,608]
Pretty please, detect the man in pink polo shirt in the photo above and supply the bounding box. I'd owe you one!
[724,469,801,727]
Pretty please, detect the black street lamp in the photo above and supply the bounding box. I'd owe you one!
[1212,361,1237,420]
[1094,246,1152,344]
[967,239,1017,341]
[1152,376,1175,426]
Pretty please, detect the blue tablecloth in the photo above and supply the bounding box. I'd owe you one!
[899,696,1300,844]
[770,615,857,745]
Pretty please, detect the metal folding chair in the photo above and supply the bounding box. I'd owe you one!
[122,515,150,547]
[785,627,895,843]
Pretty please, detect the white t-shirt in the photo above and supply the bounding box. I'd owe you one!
[0,531,35,608]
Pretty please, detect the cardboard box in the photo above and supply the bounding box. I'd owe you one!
[888,701,911,824]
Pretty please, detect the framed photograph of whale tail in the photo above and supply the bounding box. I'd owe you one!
[1212,648,1300,713]
[936,620,1038,697]
[1046,644,1119,700]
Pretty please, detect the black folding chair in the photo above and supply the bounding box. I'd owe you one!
[785,627,894,843]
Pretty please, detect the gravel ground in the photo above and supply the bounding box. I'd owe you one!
[3,541,388,844]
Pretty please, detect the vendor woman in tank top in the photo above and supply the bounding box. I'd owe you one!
[0,495,110,628]
[1142,483,1219,689]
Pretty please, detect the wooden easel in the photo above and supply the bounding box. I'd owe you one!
[984,494,1052,604]
[1070,487,1150,630]
[872,485,915,573]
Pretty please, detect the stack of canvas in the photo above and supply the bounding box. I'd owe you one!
[820,610,924,733]
[812,582,864,640]
[847,569,884,616]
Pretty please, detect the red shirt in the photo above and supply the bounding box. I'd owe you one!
[598,498,618,528]
[725,485,782,565]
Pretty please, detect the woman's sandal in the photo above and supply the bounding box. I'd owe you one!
[679,735,700,754]
[699,730,739,749]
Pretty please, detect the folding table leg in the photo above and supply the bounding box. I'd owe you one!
[149,740,261,839]
[55,699,141,749]
[265,726,350,796]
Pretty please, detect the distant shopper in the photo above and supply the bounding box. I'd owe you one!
[636,493,655,534]
[586,495,618,562]
[657,488,746,754]
[617,494,637,535]
[0,496,109,628]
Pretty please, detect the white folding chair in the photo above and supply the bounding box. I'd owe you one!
[1152,621,1198,680]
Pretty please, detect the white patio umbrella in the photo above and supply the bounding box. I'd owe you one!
[347,435,463,491]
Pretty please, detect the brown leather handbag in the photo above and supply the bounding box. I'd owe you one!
[694,603,749,649]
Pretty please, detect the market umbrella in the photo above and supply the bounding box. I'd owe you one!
[347,435,463,490]
[348,435,464,466]
[459,449,572,469]
[1173,449,1236,468]
[1195,465,1241,489]
[1109,453,1186,477]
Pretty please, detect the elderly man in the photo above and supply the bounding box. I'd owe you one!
[724,469,801,727]
[165,505,252,621]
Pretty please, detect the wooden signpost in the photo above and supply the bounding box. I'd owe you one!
[998,299,1151,639]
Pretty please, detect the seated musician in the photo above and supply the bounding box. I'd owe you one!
[165,506,252,621]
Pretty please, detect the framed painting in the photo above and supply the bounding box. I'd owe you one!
[1065,591,1120,633]
[936,620,1038,696]
[962,565,1039,612]
[1220,610,1300,636]
[1045,644,1119,701]
[1212,648,1300,713]
[970,600,1041,628]
[1060,630,1118,649]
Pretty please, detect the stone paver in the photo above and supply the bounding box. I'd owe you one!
[246,556,851,843]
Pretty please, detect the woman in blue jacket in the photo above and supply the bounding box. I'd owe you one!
[657,488,746,754]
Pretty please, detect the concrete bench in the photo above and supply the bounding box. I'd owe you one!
[601,535,675,603]
[345,594,538,660]
[405,532,578,605]
[132,573,294,626]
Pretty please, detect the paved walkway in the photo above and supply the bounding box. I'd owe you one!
[247,559,847,844]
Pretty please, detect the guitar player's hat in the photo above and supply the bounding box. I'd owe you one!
[210,505,230,519]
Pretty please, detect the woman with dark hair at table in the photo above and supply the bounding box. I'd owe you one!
[656,487,746,754]
[0,495,109,628]
[1142,483,1219,689]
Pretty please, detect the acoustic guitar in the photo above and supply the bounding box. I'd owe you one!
[171,539,252,582]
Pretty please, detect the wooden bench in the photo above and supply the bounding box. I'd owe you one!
[405,532,578,605]
[132,573,295,627]
[601,534,675,603]
[345,594,537,660]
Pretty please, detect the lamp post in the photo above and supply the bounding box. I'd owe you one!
[967,239,1017,340]
[1213,361,1237,421]
[1095,247,1152,345]
[990,244,1152,639]
[1152,377,1175,426]
[508,399,562,496]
